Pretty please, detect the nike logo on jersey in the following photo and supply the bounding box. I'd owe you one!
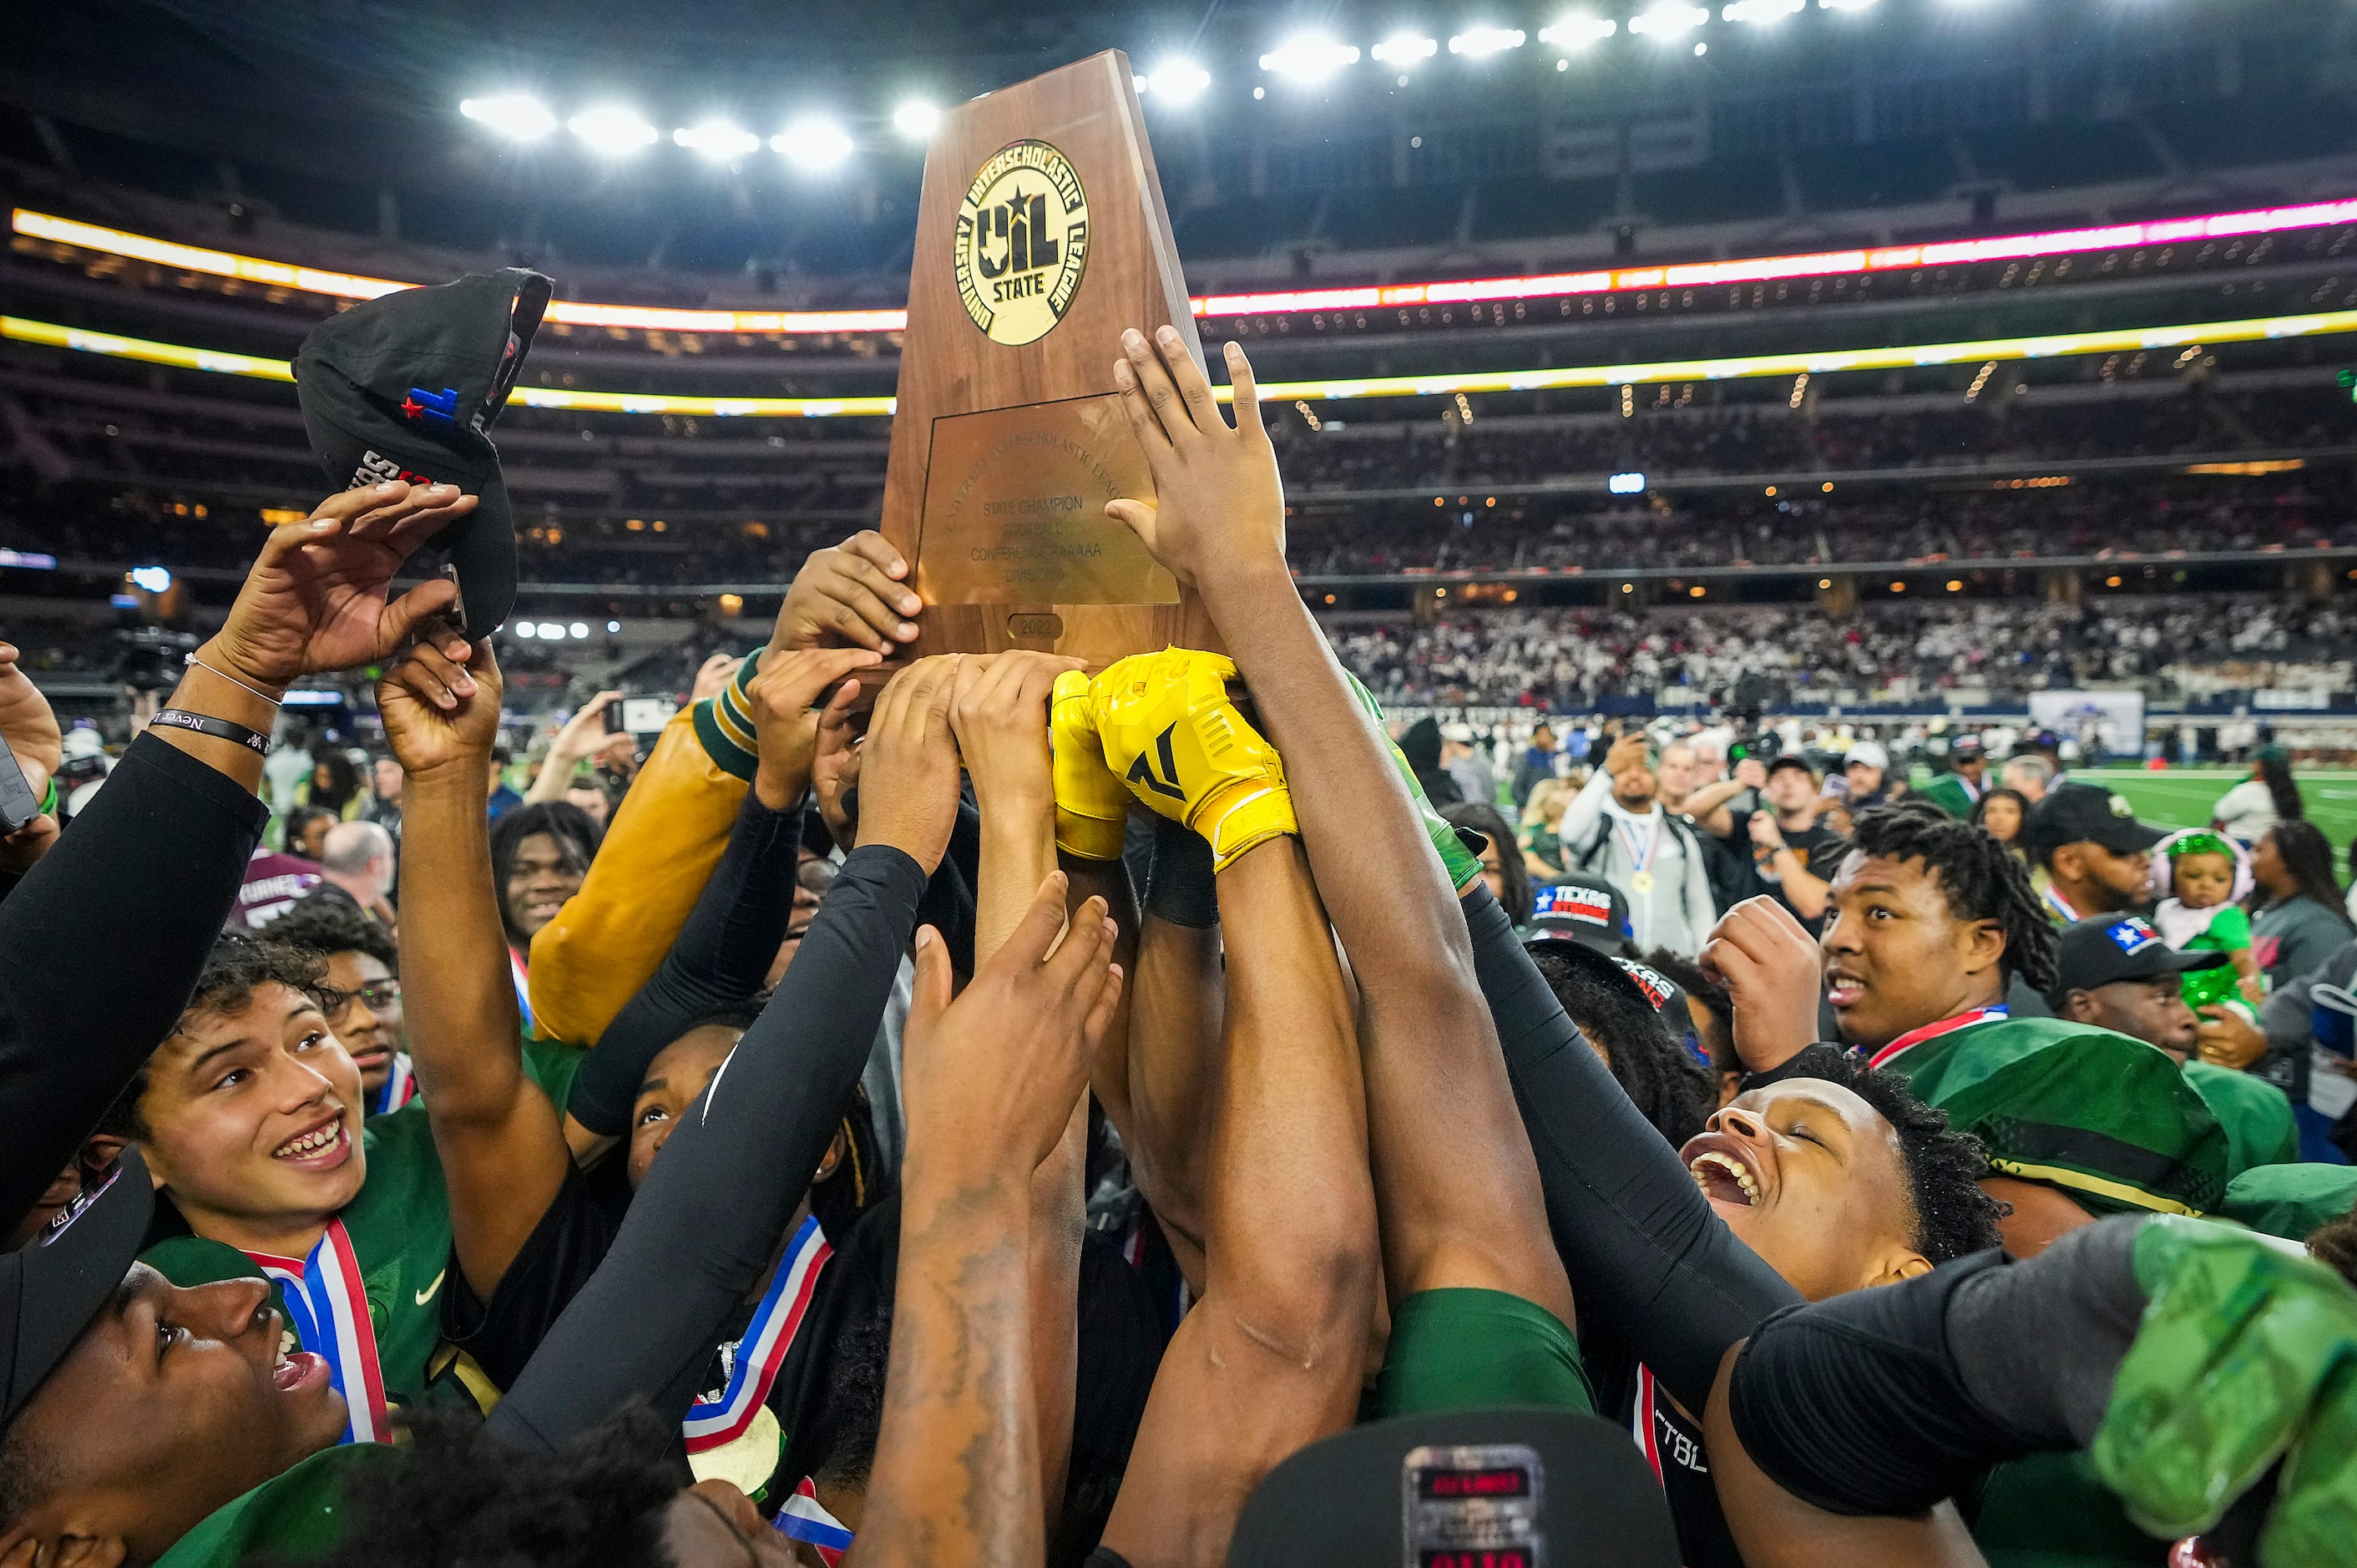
[415,1267,445,1307]
[1128,724,1185,800]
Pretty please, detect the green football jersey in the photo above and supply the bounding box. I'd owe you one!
[1970,1449,2169,1567]
[142,1099,455,1417]
[153,1444,400,1568]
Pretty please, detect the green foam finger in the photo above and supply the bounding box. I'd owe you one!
[2096,1218,2357,1539]
[2262,1358,2357,1568]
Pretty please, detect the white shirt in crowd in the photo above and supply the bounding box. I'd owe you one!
[2212,778,2280,843]
[1555,767,1719,958]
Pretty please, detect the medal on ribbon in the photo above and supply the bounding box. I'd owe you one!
[1616,808,1662,897]
[249,1216,390,1445]
[684,1215,833,1479]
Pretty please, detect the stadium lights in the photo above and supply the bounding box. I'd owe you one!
[23,306,2357,419]
[1259,36,1361,79]
[460,94,557,140]
[1372,33,1440,64]
[1143,61,1212,99]
[31,197,2357,338]
[771,118,854,171]
[1722,0,1803,21]
[1818,0,1877,8]
[1630,5,1710,37]
[128,566,173,594]
[1449,26,1528,55]
[892,101,941,139]
[566,107,660,154]
[1608,473,1647,494]
[1539,13,1620,48]
[673,121,759,159]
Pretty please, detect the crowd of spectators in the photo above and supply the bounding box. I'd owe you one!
[1326,594,2357,710]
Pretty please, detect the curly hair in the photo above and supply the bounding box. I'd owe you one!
[1776,1044,2006,1265]
[94,933,329,1141]
[2306,1202,2357,1292]
[1844,799,2057,995]
[488,802,600,947]
[265,1403,679,1568]
[1528,943,1717,1146]
[261,897,397,970]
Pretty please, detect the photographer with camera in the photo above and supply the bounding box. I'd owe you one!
[1557,725,1720,958]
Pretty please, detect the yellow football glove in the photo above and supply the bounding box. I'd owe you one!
[1050,669,1130,861]
[1090,648,1298,874]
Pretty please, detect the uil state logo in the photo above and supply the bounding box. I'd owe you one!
[953,139,1090,346]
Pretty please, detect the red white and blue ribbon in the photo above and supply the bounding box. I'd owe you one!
[773,1476,853,1565]
[684,1215,832,1454]
[1868,1005,2011,1070]
[2042,884,2081,925]
[1611,806,1663,885]
[367,1052,417,1117]
[508,948,534,1036]
[249,1217,389,1445]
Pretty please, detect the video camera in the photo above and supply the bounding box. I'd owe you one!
[110,627,200,693]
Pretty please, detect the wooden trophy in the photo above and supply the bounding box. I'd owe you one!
[875,50,1221,672]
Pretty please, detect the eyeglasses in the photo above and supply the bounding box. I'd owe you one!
[316,981,402,1019]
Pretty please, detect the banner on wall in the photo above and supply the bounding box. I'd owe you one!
[2028,690,2147,756]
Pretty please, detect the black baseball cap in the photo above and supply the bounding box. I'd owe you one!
[1765,754,1815,780]
[2,1149,154,1425]
[294,267,554,637]
[1525,874,1631,955]
[2050,914,2228,1000]
[2025,781,2167,861]
[1230,1408,1679,1568]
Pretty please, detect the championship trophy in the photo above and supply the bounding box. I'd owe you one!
[875,50,1222,667]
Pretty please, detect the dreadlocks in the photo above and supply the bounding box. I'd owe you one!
[1845,800,2057,995]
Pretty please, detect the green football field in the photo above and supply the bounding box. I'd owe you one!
[2068,768,2357,852]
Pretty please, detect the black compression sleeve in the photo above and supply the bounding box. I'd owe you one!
[1728,1218,2146,1516]
[569,790,807,1136]
[488,843,928,1453]
[1463,883,1802,1412]
[1142,816,1218,929]
[0,735,266,1223]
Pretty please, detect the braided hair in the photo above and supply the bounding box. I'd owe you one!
[1527,943,1717,1146]
[1844,800,2057,996]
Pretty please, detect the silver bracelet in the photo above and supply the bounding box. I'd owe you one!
[183,652,283,706]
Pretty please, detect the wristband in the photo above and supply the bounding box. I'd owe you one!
[38,775,57,818]
[182,652,284,706]
[151,709,271,755]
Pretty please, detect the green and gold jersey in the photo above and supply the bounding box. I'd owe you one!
[142,1100,461,1420]
[153,1444,400,1568]
[2182,1060,2298,1177]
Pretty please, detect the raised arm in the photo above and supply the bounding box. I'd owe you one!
[377,635,563,1299]
[948,649,1091,1525]
[0,480,473,1226]
[521,691,620,805]
[563,650,878,1145]
[852,877,1120,1568]
[1105,328,1574,1339]
[488,657,964,1453]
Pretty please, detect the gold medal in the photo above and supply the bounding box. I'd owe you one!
[1629,870,1656,895]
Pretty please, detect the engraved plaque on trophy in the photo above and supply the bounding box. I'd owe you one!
[877,51,1222,667]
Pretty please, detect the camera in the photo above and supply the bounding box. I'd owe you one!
[111,627,200,693]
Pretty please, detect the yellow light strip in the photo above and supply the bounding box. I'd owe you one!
[1247,310,2357,402]
[9,308,2357,417]
[0,316,295,380]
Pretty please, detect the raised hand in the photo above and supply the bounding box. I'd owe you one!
[1603,731,1654,780]
[812,685,862,849]
[202,481,478,694]
[748,646,883,810]
[949,650,1083,817]
[902,873,1123,1173]
[772,529,925,657]
[377,627,503,784]
[690,652,740,703]
[1699,896,1825,1073]
[1050,669,1129,862]
[1105,327,1284,594]
[854,655,964,876]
